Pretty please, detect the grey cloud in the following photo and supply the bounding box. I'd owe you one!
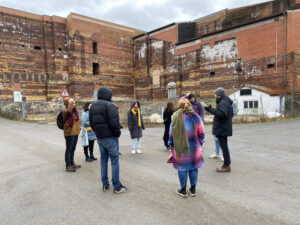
[0,0,269,31]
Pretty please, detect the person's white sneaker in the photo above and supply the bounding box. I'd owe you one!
[209,154,219,159]
[221,156,224,162]
[137,149,142,154]
[132,150,136,154]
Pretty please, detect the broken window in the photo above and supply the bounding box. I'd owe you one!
[267,63,274,68]
[93,63,99,75]
[210,71,215,77]
[240,89,252,96]
[34,46,41,50]
[93,41,98,54]
[58,48,62,51]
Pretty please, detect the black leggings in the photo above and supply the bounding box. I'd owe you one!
[163,124,170,147]
[83,140,95,157]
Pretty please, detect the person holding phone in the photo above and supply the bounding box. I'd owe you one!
[62,98,81,172]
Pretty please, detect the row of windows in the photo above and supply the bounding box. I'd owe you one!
[0,41,98,53]
[244,101,258,109]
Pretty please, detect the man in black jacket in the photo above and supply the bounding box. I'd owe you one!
[205,87,233,172]
[90,87,129,193]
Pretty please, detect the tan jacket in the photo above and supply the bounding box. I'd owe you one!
[62,99,80,137]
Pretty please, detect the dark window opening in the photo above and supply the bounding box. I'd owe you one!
[210,71,215,77]
[93,63,99,75]
[21,44,25,47]
[34,46,41,50]
[93,41,98,54]
[236,67,242,73]
[58,48,62,51]
[244,101,248,109]
[267,63,274,68]
[249,101,254,109]
[254,101,258,108]
[240,89,252,96]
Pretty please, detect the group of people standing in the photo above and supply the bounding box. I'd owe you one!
[61,86,233,197]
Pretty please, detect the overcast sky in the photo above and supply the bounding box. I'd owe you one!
[0,0,269,31]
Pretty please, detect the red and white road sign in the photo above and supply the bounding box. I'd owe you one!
[60,87,70,97]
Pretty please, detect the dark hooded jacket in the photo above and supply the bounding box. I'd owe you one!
[205,95,233,137]
[89,87,121,138]
[128,101,145,139]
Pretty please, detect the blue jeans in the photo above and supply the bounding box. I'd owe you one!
[131,138,141,150]
[178,168,198,188]
[65,135,78,167]
[214,136,220,155]
[97,137,120,189]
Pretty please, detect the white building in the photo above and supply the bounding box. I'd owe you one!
[228,85,285,118]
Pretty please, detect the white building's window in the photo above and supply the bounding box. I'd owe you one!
[244,100,258,109]
[240,89,252,96]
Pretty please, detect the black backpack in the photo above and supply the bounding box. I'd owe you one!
[57,111,64,129]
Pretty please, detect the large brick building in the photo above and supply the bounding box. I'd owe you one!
[1,0,300,102]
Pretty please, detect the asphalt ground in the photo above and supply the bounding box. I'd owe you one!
[0,118,299,225]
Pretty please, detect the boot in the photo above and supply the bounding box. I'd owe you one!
[176,186,187,197]
[66,165,76,172]
[216,164,231,172]
[90,149,97,160]
[72,163,81,169]
[86,157,93,162]
[84,149,92,162]
[189,185,196,197]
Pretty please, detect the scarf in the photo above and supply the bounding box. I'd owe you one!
[131,107,141,127]
[67,108,79,127]
[171,106,193,156]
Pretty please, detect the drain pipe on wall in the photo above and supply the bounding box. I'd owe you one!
[283,11,287,86]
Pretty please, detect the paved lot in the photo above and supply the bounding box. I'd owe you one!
[0,118,300,225]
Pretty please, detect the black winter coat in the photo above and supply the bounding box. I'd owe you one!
[205,96,233,137]
[128,101,145,139]
[89,87,121,138]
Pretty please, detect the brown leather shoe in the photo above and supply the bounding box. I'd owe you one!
[66,166,76,172]
[72,164,81,169]
[216,165,231,172]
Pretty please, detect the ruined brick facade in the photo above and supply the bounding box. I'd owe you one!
[133,0,300,100]
[1,0,300,102]
[0,7,142,101]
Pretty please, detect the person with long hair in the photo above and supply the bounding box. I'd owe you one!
[168,98,205,197]
[81,102,97,162]
[62,98,81,172]
[128,100,145,154]
[163,102,174,151]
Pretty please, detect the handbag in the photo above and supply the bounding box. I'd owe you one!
[81,128,89,147]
